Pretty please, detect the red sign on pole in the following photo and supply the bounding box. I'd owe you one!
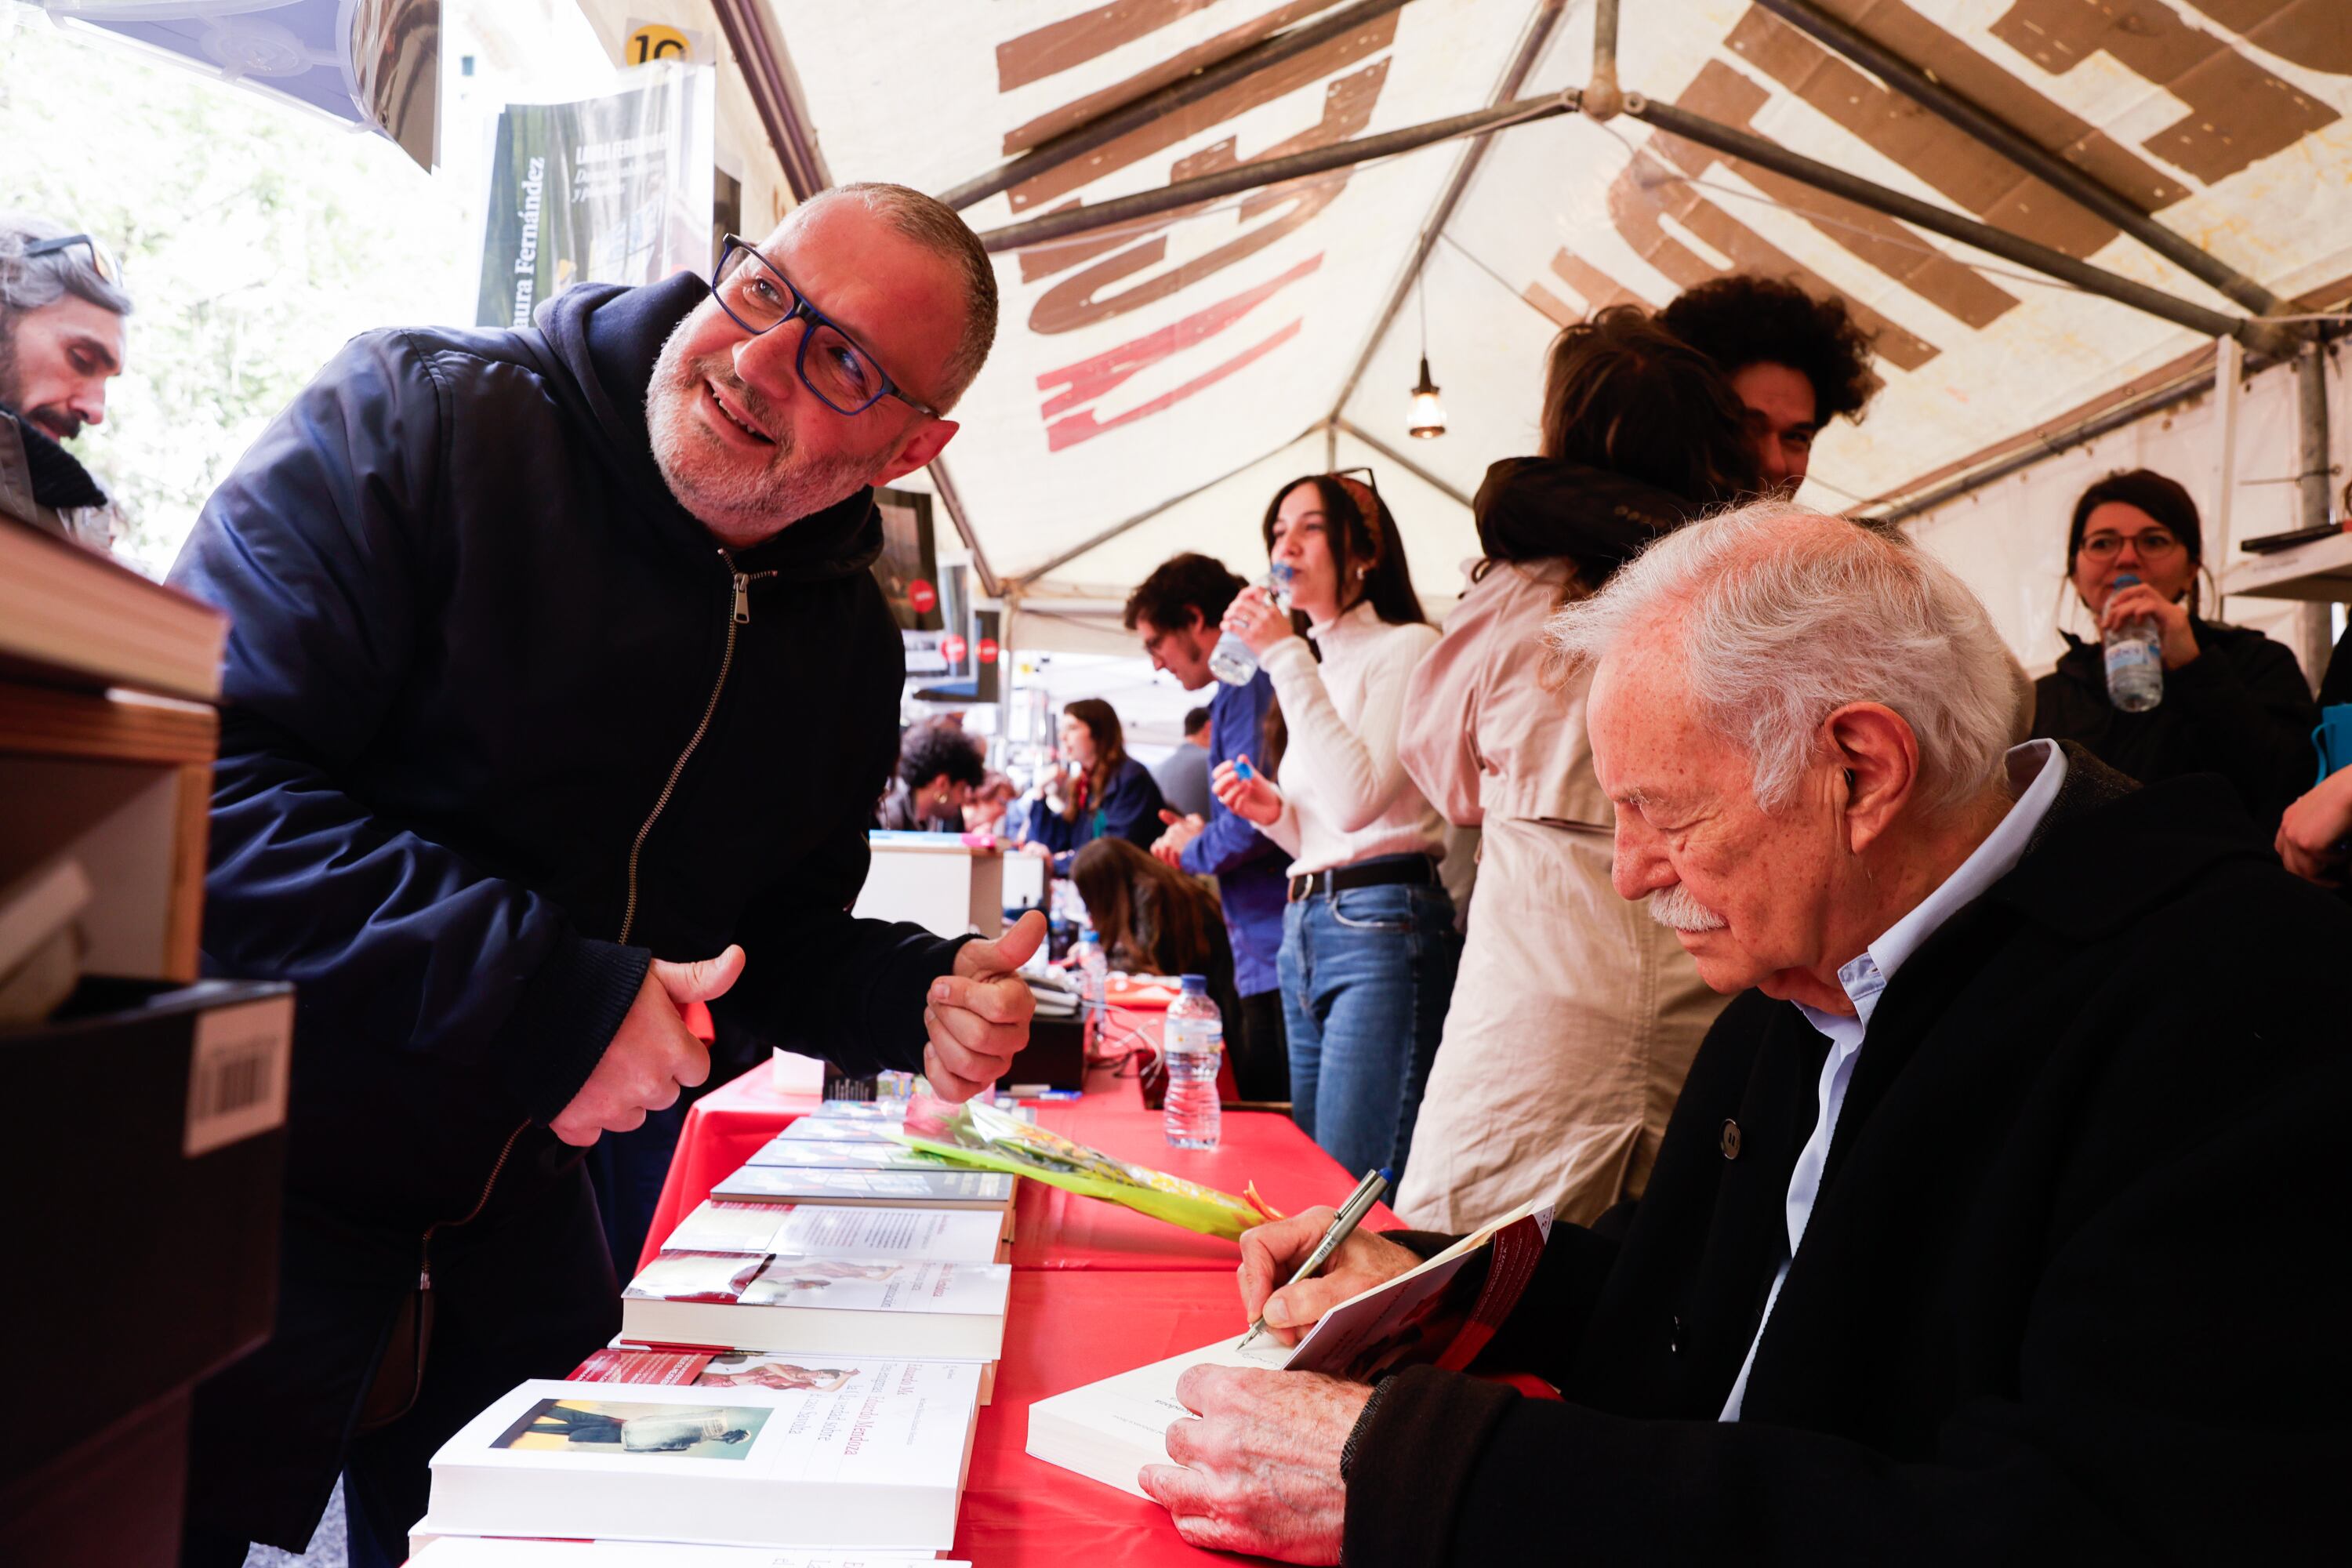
[978,637,1000,664]
[909,578,938,615]
[942,633,968,666]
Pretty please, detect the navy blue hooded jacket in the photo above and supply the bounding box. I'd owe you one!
[169,272,960,1232]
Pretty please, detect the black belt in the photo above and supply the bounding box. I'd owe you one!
[1287,854,1438,903]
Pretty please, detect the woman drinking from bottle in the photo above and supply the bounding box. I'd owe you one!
[1018,698,1164,875]
[2030,469,2314,834]
[1210,471,1461,1180]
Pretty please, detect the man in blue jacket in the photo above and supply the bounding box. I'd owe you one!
[169,184,1040,1567]
[1126,553,1289,1100]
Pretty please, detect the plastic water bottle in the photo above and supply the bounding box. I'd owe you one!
[2103,572,2164,713]
[1073,931,1109,1054]
[1207,563,1295,686]
[1162,975,1225,1149]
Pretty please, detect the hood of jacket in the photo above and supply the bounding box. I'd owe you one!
[1473,456,1708,581]
[535,274,884,583]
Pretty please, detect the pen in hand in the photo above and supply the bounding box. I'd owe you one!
[1238,1167,1389,1352]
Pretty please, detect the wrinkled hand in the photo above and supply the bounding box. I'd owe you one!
[2276,767,2352,886]
[2099,581,2198,669]
[1236,1207,1421,1347]
[1210,755,1284,828]
[550,946,744,1146]
[1153,808,1206,866]
[1221,585,1293,657]
[924,910,1046,1102]
[1138,1364,1367,1563]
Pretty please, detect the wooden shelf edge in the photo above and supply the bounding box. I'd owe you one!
[0,681,219,765]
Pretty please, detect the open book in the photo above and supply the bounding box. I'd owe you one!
[1026,1200,1552,1498]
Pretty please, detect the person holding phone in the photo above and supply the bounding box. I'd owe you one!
[1210,471,1460,1181]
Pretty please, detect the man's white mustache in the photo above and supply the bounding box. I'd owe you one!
[1649,882,1728,932]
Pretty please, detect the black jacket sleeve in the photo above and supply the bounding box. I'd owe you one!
[710,797,971,1073]
[2164,630,2318,828]
[169,331,648,1123]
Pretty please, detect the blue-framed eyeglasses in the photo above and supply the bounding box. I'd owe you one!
[709,234,942,420]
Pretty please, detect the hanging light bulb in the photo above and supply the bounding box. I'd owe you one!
[1408,355,1447,439]
[1406,262,1446,439]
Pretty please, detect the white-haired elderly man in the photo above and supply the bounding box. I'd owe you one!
[1139,502,2347,1565]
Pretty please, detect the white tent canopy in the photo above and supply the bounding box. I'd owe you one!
[601,0,2352,670]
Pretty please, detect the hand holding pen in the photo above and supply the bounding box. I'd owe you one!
[1234,1169,1422,1350]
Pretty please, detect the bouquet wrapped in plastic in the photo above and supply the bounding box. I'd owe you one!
[894,1095,1271,1240]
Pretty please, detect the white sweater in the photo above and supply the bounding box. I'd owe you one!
[1258,601,1449,878]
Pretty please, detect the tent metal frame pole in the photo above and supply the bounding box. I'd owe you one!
[1624,96,2272,350]
[1334,416,1474,508]
[1327,0,1567,425]
[927,458,1000,597]
[1751,0,2285,319]
[2292,343,2336,684]
[975,88,1583,253]
[936,0,1418,212]
[1867,345,2298,525]
[708,0,832,200]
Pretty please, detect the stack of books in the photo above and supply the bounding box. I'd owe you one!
[419,1100,1024,1555]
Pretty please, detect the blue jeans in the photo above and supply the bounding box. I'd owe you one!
[1279,877,1461,1182]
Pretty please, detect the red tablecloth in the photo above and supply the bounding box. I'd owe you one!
[637,1046,1402,1565]
[641,1048,1394,1275]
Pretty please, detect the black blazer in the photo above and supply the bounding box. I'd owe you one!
[1346,748,2352,1564]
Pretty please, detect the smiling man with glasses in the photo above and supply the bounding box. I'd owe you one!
[168,183,1038,1568]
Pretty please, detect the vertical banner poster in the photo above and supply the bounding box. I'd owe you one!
[477,60,715,329]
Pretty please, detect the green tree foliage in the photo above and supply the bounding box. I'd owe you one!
[0,12,470,573]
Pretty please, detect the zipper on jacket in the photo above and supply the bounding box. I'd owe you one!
[618,547,775,944]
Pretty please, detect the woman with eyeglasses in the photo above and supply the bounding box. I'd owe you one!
[1210,472,1461,1181]
[2031,468,2317,833]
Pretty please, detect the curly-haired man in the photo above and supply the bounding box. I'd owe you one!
[1658,275,1880,496]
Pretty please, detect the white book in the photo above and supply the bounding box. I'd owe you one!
[426,1377,975,1551]
[409,1535,964,1567]
[658,1202,1004,1264]
[746,1139,948,1171]
[573,1345,985,1403]
[622,1258,1010,1362]
[713,1165,1015,1213]
[1027,1200,1553,1498]
[777,1117,902,1144]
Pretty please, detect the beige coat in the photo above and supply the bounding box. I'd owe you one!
[1393,558,1726,1231]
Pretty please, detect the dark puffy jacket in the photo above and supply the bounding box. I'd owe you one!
[169,272,960,1234]
[2031,618,2316,834]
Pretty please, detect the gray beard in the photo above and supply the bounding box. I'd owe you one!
[645,320,880,545]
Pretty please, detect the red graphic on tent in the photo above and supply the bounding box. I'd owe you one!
[909,578,938,615]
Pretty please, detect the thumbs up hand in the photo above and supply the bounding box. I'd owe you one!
[923,910,1045,1102]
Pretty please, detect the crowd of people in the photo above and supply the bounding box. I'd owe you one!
[8,171,2349,1567]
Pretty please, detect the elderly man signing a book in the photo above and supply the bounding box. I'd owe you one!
[1140,503,2349,1564]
